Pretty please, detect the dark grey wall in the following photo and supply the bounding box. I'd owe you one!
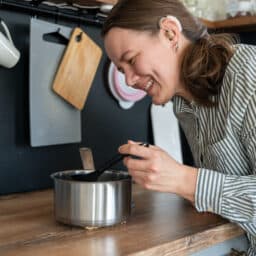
[1,7,255,195]
[0,9,152,195]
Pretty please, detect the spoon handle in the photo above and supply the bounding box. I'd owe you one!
[97,142,149,174]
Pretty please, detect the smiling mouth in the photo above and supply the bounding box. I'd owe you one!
[144,79,153,91]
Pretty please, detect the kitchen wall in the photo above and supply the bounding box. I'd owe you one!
[0,7,255,196]
[0,9,154,195]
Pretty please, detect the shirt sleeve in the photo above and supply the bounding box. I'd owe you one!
[195,167,256,223]
[195,81,256,223]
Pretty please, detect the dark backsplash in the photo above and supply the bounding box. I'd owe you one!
[0,8,255,195]
[0,9,152,195]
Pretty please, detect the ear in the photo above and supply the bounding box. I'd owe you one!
[159,16,182,52]
[165,30,175,41]
[159,16,182,40]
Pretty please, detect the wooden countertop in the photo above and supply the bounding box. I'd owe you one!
[0,184,244,256]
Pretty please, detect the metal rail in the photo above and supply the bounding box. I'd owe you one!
[0,0,105,26]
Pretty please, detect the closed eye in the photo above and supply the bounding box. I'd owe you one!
[117,66,124,74]
[128,57,136,65]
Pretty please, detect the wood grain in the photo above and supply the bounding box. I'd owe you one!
[53,27,102,110]
[0,185,244,256]
[129,224,244,256]
[201,16,256,31]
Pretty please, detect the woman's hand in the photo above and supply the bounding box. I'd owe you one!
[118,140,198,203]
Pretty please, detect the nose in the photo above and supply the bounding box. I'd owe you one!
[124,67,140,87]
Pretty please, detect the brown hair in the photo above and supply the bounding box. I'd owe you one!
[102,0,237,107]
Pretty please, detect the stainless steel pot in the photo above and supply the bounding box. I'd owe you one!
[51,169,132,228]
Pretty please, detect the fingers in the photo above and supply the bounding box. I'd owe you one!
[123,156,150,173]
[118,140,180,193]
[119,142,152,159]
[129,169,155,190]
[130,171,144,186]
[118,140,168,190]
[127,139,137,144]
[127,140,162,151]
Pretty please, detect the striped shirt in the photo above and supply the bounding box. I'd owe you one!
[172,44,256,255]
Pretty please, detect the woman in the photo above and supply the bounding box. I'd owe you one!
[102,0,256,255]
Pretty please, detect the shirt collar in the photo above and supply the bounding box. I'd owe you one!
[172,95,196,115]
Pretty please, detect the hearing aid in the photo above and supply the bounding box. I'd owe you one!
[159,15,182,50]
[159,15,183,32]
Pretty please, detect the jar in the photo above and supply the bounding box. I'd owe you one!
[226,0,253,18]
[198,0,226,21]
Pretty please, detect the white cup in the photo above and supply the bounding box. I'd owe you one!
[0,19,20,68]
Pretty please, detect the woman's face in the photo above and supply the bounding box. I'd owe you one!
[104,27,186,105]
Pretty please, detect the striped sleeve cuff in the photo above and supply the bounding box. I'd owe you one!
[195,168,225,215]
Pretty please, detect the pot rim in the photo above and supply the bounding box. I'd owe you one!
[50,169,131,184]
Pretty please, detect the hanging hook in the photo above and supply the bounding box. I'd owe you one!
[55,7,60,24]
[31,0,37,19]
[76,8,83,28]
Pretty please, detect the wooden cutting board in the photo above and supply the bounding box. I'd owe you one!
[52,27,102,110]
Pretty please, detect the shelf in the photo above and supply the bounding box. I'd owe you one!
[48,0,118,5]
[95,0,117,4]
[4,1,255,31]
[201,15,256,31]
[1,0,110,26]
